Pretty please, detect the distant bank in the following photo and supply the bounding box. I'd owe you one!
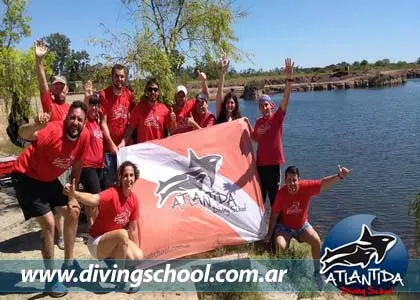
[190,68,420,100]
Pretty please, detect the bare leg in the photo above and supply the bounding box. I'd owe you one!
[56,199,80,262]
[96,229,129,260]
[298,226,322,271]
[54,212,64,240]
[274,233,291,253]
[37,212,56,270]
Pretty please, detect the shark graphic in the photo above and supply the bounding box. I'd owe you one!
[154,149,222,208]
[320,224,397,274]
[321,245,377,273]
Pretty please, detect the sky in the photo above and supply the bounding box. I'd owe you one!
[7,0,420,71]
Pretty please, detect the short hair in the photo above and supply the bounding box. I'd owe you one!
[285,166,300,179]
[111,64,125,76]
[145,77,159,91]
[118,161,140,182]
[69,100,88,117]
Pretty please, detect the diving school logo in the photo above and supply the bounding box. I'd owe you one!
[320,215,408,296]
[154,148,245,215]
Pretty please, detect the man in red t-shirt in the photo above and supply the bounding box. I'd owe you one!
[266,165,352,289]
[249,58,294,207]
[124,78,176,144]
[12,101,90,297]
[35,40,70,122]
[172,71,209,134]
[100,64,134,188]
[187,93,216,130]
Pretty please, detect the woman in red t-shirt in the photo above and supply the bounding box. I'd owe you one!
[65,161,143,262]
[215,56,242,124]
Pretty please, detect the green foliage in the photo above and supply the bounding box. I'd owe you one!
[93,0,246,102]
[0,0,31,48]
[0,47,54,118]
[409,192,420,256]
[42,32,71,75]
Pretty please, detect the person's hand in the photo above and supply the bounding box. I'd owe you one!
[170,107,176,123]
[34,40,47,59]
[197,70,207,82]
[63,178,76,198]
[338,165,352,178]
[84,80,93,97]
[186,112,196,127]
[284,58,294,79]
[110,143,118,154]
[35,112,50,127]
[117,139,126,149]
[220,55,230,74]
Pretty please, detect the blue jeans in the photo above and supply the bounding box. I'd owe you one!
[103,152,117,189]
[275,221,311,240]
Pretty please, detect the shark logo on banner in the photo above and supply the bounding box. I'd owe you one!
[155,149,222,208]
[117,119,267,262]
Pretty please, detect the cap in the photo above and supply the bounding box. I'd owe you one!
[52,75,67,85]
[88,94,99,105]
[258,94,271,103]
[258,94,276,108]
[176,85,187,95]
[196,92,208,103]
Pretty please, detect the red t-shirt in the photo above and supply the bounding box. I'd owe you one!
[99,86,134,151]
[13,121,89,182]
[83,120,104,168]
[253,108,286,166]
[174,99,196,134]
[40,89,70,121]
[129,101,170,142]
[89,187,139,238]
[195,112,215,128]
[272,180,321,229]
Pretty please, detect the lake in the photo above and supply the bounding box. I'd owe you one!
[208,79,420,257]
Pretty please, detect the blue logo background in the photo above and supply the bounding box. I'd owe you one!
[321,214,409,292]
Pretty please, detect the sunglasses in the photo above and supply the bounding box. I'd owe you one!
[147,87,159,93]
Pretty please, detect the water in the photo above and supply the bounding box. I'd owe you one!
[208,80,420,257]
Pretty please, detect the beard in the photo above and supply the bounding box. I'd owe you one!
[65,125,81,140]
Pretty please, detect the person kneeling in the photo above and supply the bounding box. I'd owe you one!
[265,165,351,290]
[65,161,143,267]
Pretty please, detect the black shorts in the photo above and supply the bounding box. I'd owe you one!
[12,173,69,221]
[80,168,103,194]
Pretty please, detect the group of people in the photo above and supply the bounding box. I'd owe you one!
[10,40,351,296]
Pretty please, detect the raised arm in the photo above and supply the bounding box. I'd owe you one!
[84,80,93,106]
[320,165,352,192]
[198,70,209,98]
[35,40,49,94]
[216,56,229,118]
[18,112,50,141]
[280,58,295,112]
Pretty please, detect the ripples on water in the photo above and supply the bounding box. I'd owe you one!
[208,80,420,257]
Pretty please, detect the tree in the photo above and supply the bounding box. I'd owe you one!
[416,57,420,64]
[66,49,90,81]
[94,0,246,102]
[0,0,30,48]
[42,32,71,75]
[360,59,368,66]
